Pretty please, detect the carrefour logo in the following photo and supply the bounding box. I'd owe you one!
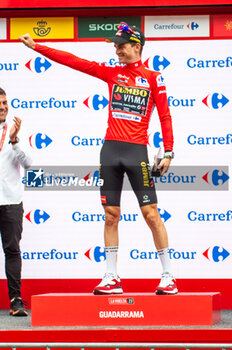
[130,248,196,260]
[187,22,199,30]
[25,209,50,224]
[202,169,229,186]
[0,62,19,71]
[202,93,229,109]
[25,57,52,73]
[158,208,171,223]
[85,246,106,262]
[187,134,232,146]
[72,212,138,222]
[203,246,230,262]
[11,97,77,109]
[165,94,229,109]
[187,57,232,69]
[144,55,170,72]
[188,210,232,221]
[168,96,196,107]
[148,131,163,148]
[29,133,52,149]
[71,135,104,147]
[83,94,108,110]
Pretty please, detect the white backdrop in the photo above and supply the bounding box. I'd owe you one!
[0,40,231,279]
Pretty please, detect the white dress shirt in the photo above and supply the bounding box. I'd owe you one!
[0,120,32,205]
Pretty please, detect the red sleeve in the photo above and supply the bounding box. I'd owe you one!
[34,43,110,82]
[152,73,174,151]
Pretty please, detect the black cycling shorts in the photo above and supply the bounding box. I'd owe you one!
[99,140,157,207]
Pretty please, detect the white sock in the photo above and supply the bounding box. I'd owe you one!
[157,248,172,275]
[105,246,118,275]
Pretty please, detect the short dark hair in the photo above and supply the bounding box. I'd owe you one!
[0,88,6,95]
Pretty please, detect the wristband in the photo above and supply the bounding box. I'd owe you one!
[164,151,174,159]
[9,136,19,145]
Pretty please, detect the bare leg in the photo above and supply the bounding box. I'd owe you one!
[140,203,168,250]
[103,206,121,247]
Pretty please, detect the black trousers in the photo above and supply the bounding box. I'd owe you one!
[0,202,23,300]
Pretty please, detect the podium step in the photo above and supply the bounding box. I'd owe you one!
[31,292,221,327]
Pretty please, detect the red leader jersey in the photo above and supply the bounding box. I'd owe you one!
[35,44,173,150]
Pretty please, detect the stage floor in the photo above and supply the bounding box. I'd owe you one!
[1,310,232,330]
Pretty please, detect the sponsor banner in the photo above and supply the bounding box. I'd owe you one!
[23,165,229,191]
[145,15,209,38]
[78,16,141,38]
[10,17,74,39]
[212,15,232,38]
[0,18,6,40]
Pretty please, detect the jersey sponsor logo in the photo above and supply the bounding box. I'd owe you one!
[25,57,52,73]
[142,194,150,204]
[203,246,230,262]
[111,85,150,116]
[112,112,141,122]
[202,93,229,109]
[135,76,150,87]
[117,74,129,83]
[156,74,165,87]
[101,195,107,204]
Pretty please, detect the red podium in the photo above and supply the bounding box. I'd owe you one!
[31,292,221,327]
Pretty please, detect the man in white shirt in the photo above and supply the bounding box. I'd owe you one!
[0,87,32,316]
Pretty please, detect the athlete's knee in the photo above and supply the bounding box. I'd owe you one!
[142,204,161,227]
[104,206,121,227]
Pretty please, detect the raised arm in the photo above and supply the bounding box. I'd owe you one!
[19,34,110,81]
[19,33,36,49]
